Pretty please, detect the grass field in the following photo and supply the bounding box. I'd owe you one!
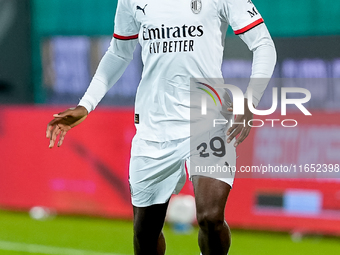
[0,210,340,255]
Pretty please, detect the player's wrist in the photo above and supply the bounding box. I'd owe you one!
[75,105,89,116]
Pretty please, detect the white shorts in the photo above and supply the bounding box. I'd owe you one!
[129,129,236,207]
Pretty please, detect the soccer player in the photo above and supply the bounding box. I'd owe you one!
[46,0,276,254]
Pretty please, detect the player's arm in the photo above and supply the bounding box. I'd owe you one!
[218,0,276,147]
[238,23,277,108]
[46,38,138,148]
[46,0,139,148]
[78,37,138,113]
[227,23,276,147]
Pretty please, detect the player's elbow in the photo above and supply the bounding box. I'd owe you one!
[256,38,277,66]
[106,48,133,63]
[255,36,275,52]
[266,39,277,66]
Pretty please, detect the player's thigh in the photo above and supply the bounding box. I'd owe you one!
[133,201,169,235]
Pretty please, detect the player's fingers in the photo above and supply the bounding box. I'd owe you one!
[227,125,243,143]
[226,123,237,136]
[58,130,68,147]
[234,126,251,147]
[49,128,57,148]
[49,126,60,148]
[46,125,51,138]
[49,134,55,149]
[227,117,243,137]
[234,127,251,147]
[46,119,58,138]
[53,108,74,118]
[53,114,66,118]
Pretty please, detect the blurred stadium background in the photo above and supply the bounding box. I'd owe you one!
[0,0,340,254]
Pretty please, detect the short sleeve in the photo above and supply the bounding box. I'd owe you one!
[113,0,139,39]
[218,0,264,35]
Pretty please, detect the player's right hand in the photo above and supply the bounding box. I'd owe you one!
[46,106,88,148]
[226,99,253,147]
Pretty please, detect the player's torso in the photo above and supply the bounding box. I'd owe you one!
[128,0,229,141]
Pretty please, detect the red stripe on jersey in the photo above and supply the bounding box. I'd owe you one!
[234,18,264,35]
[113,33,139,40]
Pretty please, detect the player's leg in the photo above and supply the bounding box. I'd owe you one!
[133,201,169,255]
[192,176,231,255]
[129,137,188,255]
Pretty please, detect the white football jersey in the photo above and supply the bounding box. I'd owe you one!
[78,0,271,142]
[112,0,264,141]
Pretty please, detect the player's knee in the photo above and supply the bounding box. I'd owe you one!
[197,208,224,232]
[134,221,161,243]
[134,221,150,242]
[134,227,145,243]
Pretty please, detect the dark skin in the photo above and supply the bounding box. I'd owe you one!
[132,176,231,255]
[193,176,232,255]
[46,98,254,254]
[133,202,168,255]
[226,98,254,148]
[46,106,88,148]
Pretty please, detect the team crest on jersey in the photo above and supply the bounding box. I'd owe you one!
[191,0,202,14]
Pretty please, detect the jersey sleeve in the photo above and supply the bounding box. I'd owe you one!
[218,0,264,35]
[113,0,139,39]
[78,0,140,113]
[240,24,277,107]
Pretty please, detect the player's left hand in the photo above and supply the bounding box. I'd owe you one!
[226,98,253,147]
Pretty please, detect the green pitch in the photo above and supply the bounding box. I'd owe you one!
[0,210,339,255]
